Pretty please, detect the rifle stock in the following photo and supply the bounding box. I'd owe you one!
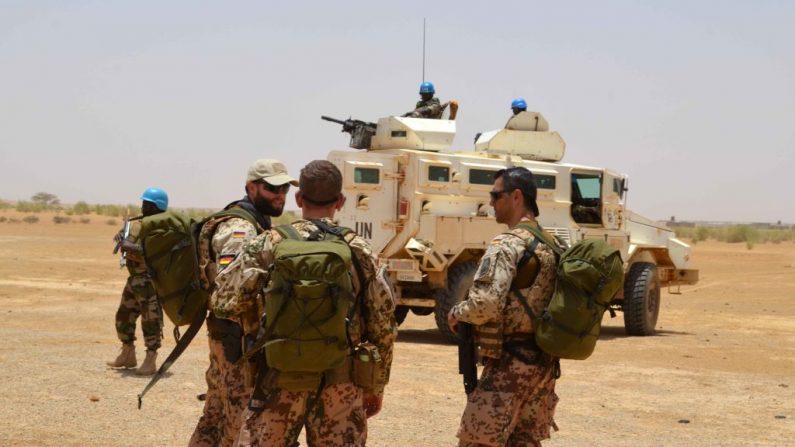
[458,322,478,394]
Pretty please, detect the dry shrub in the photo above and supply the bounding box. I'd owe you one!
[79,217,91,224]
[0,216,7,223]
[106,219,118,226]
[9,218,20,223]
[53,216,72,224]
[22,215,39,224]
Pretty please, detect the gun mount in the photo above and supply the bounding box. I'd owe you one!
[321,116,378,150]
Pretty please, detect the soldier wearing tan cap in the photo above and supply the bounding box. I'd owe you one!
[189,159,298,447]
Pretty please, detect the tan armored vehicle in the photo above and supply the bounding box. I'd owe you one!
[323,111,699,341]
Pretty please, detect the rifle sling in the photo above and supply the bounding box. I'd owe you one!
[138,308,207,409]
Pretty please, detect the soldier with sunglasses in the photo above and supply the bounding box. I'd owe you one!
[448,167,560,447]
[190,159,298,447]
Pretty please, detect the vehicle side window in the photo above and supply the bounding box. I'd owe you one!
[469,169,496,185]
[571,173,602,225]
[535,174,556,190]
[428,166,450,182]
[354,167,380,184]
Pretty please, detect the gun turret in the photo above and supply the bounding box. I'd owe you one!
[321,115,377,150]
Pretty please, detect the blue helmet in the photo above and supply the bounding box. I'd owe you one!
[419,81,435,94]
[511,98,527,110]
[140,187,169,211]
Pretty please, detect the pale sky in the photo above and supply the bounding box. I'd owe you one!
[1,1,793,223]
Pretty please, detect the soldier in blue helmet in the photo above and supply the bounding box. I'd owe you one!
[511,98,528,116]
[403,81,445,119]
[106,187,168,376]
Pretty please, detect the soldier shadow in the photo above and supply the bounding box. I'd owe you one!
[112,368,174,380]
[397,328,455,346]
[598,326,691,341]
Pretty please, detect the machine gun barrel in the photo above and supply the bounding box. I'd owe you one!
[458,322,478,394]
[321,115,347,126]
[320,115,377,150]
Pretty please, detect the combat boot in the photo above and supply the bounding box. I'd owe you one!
[106,343,137,368]
[135,350,158,376]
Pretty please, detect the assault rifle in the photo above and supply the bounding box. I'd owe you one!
[113,209,132,268]
[321,115,377,150]
[458,322,478,394]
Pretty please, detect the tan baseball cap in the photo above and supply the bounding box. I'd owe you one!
[246,159,299,186]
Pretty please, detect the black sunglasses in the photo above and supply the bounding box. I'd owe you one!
[489,189,511,201]
[259,182,291,194]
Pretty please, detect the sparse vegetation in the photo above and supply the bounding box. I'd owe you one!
[22,215,39,224]
[106,219,118,226]
[72,201,91,215]
[676,226,794,248]
[0,200,10,210]
[15,201,48,212]
[53,216,72,224]
[79,217,91,224]
[0,216,7,223]
[31,192,60,206]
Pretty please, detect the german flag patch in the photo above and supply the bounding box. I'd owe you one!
[232,231,247,238]
[219,254,236,266]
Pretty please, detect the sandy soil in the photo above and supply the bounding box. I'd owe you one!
[0,210,792,446]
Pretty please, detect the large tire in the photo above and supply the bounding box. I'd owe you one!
[395,306,409,326]
[434,261,478,343]
[623,262,660,335]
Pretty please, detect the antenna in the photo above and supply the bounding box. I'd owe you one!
[422,18,426,81]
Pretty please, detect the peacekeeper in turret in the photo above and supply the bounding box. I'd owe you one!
[106,187,167,376]
[505,97,528,127]
[212,160,397,447]
[403,81,444,119]
[448,167,560,447]
[189,159,298,447]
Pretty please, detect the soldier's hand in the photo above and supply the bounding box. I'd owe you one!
[113,231,124,243]
[447,310,458,334]
[362,392,383,418]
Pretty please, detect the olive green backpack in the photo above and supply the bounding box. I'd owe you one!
[515,223,624,360]
[136,207,260,407]
[243,220,362,390]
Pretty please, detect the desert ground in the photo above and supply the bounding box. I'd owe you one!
[0,210,792,447]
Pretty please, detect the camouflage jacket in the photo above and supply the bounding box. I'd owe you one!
[212,218,398,394]
[412,97,443,119]
[451,219,557,359]
[124,220,148,276]
[198,211,265,330]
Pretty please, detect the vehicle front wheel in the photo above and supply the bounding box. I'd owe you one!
[623,262,660,335]
[434,261,478,343]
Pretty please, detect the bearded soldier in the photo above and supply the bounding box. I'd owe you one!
[448,167,560,447]
[213,160,397,447]
[189,159,298,447]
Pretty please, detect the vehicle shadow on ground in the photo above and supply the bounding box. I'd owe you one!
[599,326,691,341]
[397,328,455,346]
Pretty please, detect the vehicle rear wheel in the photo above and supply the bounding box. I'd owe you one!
[395,306,409,326]
[623,262,660,335]
[410,307,433,316]
[434,261,478,343]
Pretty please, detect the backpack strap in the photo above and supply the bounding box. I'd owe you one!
[138,308,207,408]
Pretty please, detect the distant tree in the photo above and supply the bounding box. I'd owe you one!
[31,192,60,206]
[72,201,91,215]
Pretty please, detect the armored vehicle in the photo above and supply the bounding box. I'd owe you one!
[324,111,699,341]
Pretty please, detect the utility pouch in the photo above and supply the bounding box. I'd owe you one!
[353,342,380,389]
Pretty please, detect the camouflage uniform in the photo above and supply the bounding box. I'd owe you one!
[113,220,162,351]
[190,213,264,447]
[412,97,444,119]
[451,220,559,447]
[212,218,397,447]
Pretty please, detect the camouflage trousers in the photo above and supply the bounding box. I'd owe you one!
[236,381,367,447]
[113,274,162,351]
[457,347,559,447]
[189,336,251,447]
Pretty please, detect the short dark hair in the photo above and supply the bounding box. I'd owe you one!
[495,167,540,216]
[299,160,342,206]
